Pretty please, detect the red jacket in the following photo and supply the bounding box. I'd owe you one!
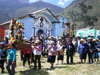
[23,48,32,55]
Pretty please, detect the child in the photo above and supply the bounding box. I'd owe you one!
[6,44,16,75]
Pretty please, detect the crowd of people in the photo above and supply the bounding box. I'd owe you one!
[0,36,100,75]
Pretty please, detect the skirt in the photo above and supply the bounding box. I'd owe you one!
[80,53,86,59]
[57,55,64,60]
[47,56,56,63]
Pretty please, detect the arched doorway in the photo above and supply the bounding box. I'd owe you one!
[37,29,44,36]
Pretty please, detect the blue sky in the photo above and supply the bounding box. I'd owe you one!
[29,0,75,8]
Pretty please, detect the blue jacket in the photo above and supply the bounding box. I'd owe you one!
[7,48,16,62]
[78,44,86,54]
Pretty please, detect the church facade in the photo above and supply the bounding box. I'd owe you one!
[0,8,67,40]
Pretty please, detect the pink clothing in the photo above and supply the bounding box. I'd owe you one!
[48,46,57,56]
[38,45,42,52]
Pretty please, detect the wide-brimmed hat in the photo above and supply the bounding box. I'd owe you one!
[50,41,54,44]
[80,39,84,42]
[24,37,28,41]
[87,37,92,40]
[35,40,40,43]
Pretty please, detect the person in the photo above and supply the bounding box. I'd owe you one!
[92,39,99,62]
[31,41,35,62]
[47,41,57,69]
[57,41,64,65]
[0,43,7,73]
[4,37,9,44]
[6,44,16,75]
[23,46,32,68]
[97,38,100,63]
[66,40,75,64]
[32,40,42,69]
[78,39,87,63]
[87,38,94,63]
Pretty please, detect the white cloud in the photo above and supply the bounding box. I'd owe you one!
[64,0,71,2]
[58,0,64,5]
[58,0,71,6]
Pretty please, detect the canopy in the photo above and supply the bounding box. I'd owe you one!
[75,29,100,38]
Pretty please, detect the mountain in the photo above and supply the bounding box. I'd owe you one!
[0,0,63,24]
[12,1,64,18]
[61,0,100,29]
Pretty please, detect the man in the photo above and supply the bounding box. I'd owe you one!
[0,43,7,73]
[66,40,75,64]
[87,37,94,63]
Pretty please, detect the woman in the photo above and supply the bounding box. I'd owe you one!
[23,47,32,68]
[47,41,57,69]
[57,41,64,64]
[6,44,16,75]
[32,40,42,69]
[78,39,87,63]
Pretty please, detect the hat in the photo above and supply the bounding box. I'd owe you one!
[80,39,84,42]
[88,37,92,40]
[24,37,28,41]
[93,39,96,41]
[58,37,61,40]
[48,37,52,39]
[50,41,54,44]
[35,40,40,43]
[0,42,4,45]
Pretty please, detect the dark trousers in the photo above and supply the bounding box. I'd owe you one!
[32,52,34,62]
[34,55,41,69]
[6,59,15,75]
[23,53,30,66]
[67,53,73,64]
[0,60,5,73]
[88,52,94,63]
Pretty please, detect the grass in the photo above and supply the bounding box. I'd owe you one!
[0,51,100,75]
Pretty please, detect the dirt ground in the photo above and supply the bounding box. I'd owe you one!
[0,51,100,75]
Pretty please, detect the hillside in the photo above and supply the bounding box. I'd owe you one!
[0,0,63,24]
[61,0,100,29]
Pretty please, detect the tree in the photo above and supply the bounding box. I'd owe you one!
[67,3,98,27]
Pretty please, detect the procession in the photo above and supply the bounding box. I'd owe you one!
[0,0,100,75]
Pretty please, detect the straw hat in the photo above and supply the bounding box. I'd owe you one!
[35,40,40,43]
[50,41,54,44]
[24,37,28,41]
[80,39,84,42]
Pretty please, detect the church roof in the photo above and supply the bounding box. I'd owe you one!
[29,8,60,23]
[0,8,60,26]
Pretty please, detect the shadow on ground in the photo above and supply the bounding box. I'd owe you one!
[16,68,49,75]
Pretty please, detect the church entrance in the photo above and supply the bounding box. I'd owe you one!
[37,29,44,36]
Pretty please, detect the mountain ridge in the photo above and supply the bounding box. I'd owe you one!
[0,0,63,24]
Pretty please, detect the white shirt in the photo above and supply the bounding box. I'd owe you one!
[33,45,41,55]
